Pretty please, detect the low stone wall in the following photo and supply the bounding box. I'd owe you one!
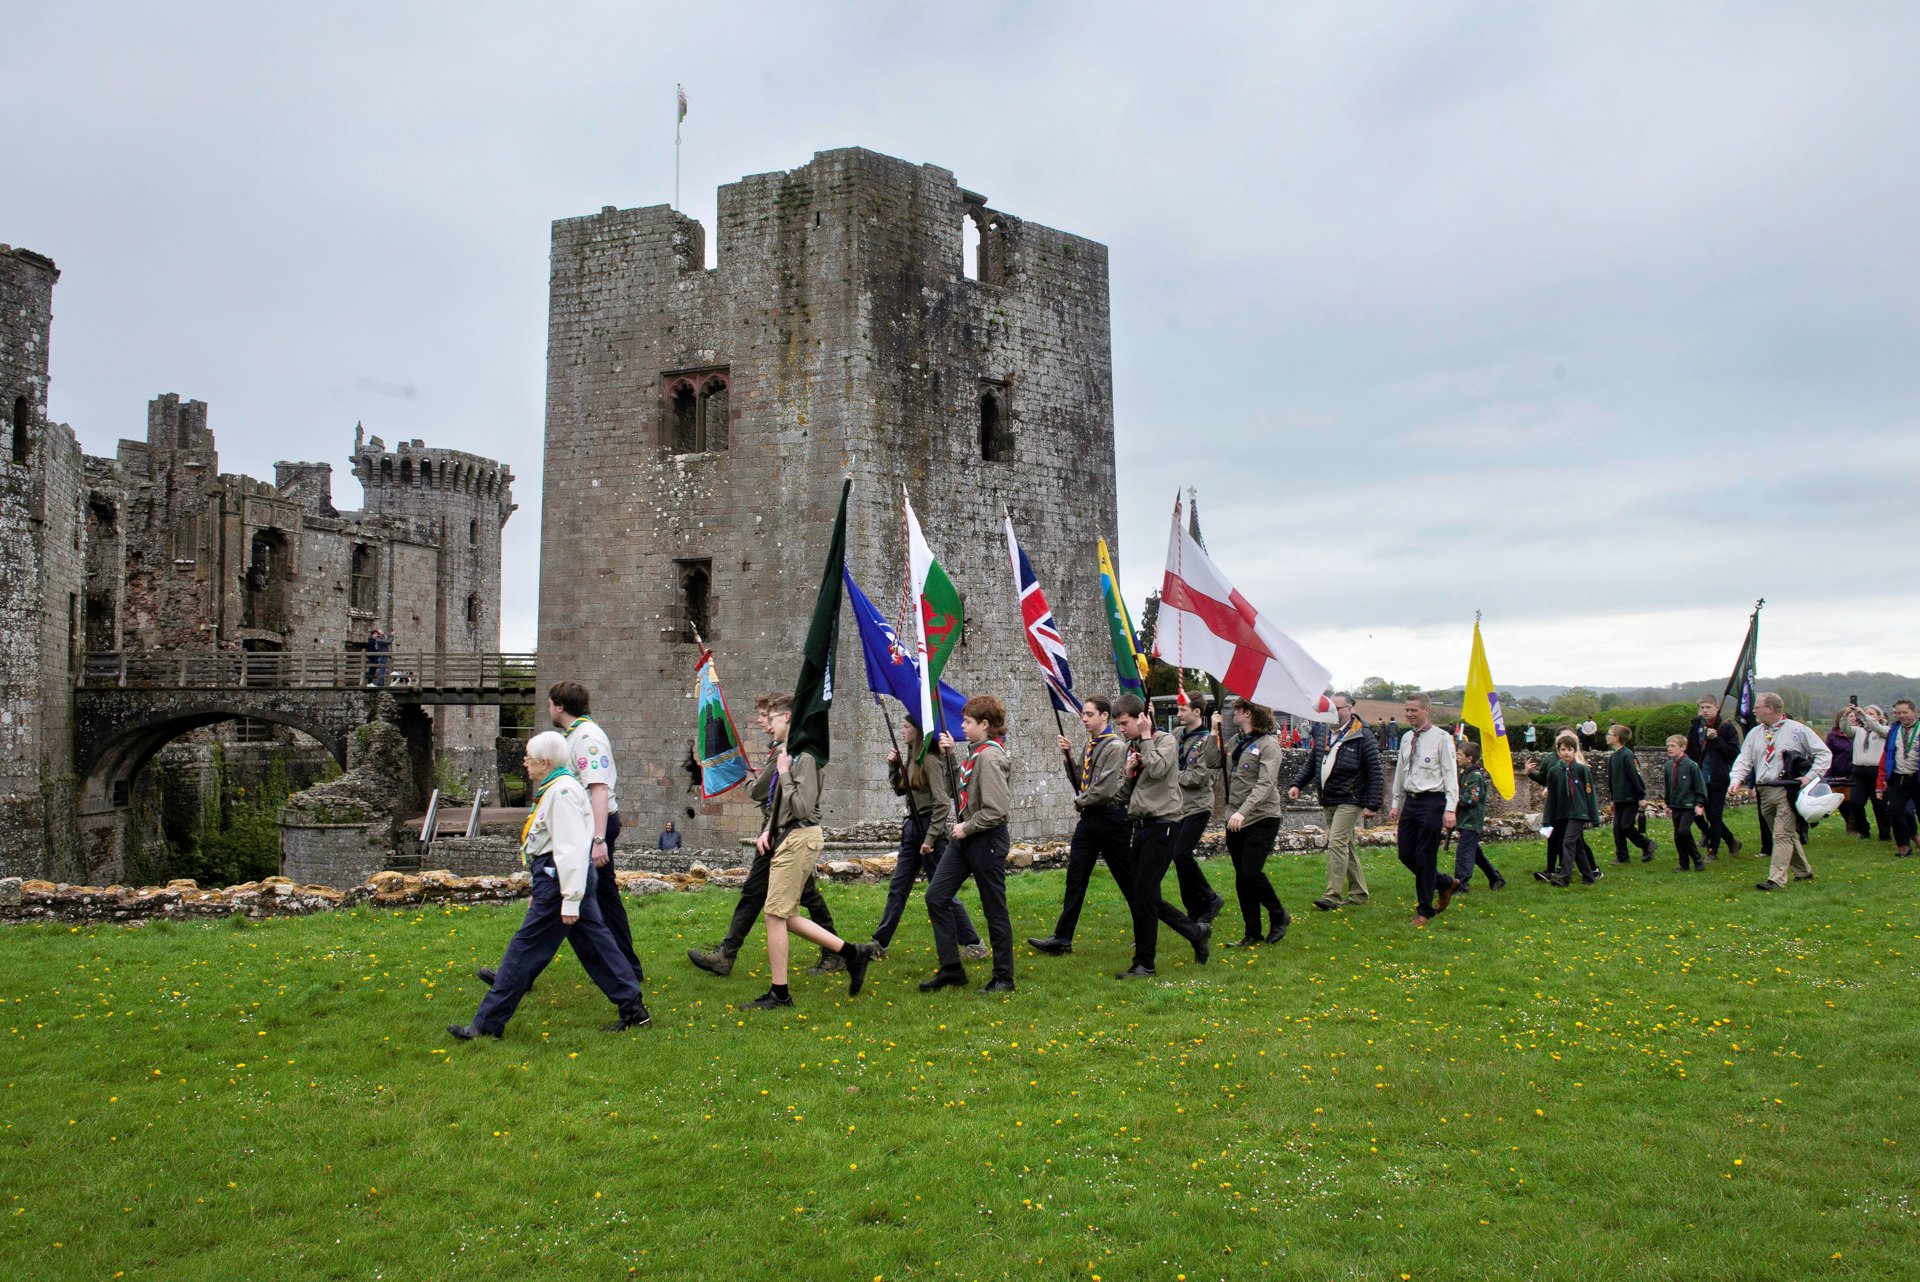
[425,834,521,878]
[280,821,391,887]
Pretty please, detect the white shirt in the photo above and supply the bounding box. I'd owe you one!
[565,716,619,814]
[523,774,594,914]
[1728,718,1833,788]
[1392,723,1459,811]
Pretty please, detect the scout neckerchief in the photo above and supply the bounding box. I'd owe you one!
[1081,727,1115,789]
[1179,723,1209,767]
[1898,720,1919,771]
[521,764,577,859]
[959,737,1005,813]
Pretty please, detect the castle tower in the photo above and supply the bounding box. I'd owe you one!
[1,245,86,877]
[538,147,1117,843]
[350,434,517,774]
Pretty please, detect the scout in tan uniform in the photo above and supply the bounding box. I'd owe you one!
[1027,697,1135,955]
[1209,700,1293,946]
[868,718,985,958]
[1114,693,1211,977]
[920,696,1018,993]
[737,700,876,1010]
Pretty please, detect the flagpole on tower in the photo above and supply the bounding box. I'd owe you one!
[674,84,686,210]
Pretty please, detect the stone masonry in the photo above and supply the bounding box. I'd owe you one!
[539,147,1117,846]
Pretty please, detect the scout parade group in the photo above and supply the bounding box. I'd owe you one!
[449,489,1911,1040]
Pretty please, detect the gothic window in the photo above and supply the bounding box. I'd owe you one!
[979,386,1010,462]
[10,396,27,465]
[350,544,376,610]
[466,593,479,626]
[663,368,731,453]
[173,514,200,563]
[674,557,712,643]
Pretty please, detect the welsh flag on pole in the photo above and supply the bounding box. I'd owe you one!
[905,488,963,754]
[1157,493,1334,722]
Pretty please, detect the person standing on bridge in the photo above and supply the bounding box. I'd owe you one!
[364,627,391,687]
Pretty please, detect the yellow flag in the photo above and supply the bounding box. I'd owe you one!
[1463,619,1515,798]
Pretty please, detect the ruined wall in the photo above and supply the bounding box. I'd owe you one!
[0,246,85,879]
[539,148,1116,844]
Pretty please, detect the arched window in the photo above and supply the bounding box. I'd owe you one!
[663,368,731,453]
[674,558,712,643]
[400,459,414,487]
[10,396,28,465]
[468,518,478,545]
[466,593,479,626]
[669,381,698,453]
[979,389,1008,462]
[350,544,376,610]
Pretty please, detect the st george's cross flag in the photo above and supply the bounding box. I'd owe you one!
[905,488,964,754]
[1157,494,1334,722]
[1004,511,1077,714]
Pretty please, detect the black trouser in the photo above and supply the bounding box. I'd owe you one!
[719,838,836,956]
[1224,816,1286,937]
[472,859,641,1034]
[927,825,1014,983]
[590,811,644,981]
[1396,793,1452,916]
[1169,811,1223,918]
[1694,775,1736,853]
[1850,765,1891,838]
[1551,818,1593,883]
[1670,814,1703,869]
[872,811,978,948]
[1050,807,1136,942]
[1612,802,1655,859]
[1128,817,1205,970]
[1541,822,1598,876]
[1889,773,1920,848]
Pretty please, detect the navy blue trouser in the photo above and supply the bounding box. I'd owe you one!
[1050,808,1135,942]
[591,811,645,981]
[1128,817,1204,970]
[873,811,978,948]
[472,857,641,1035]
[1452,827,1501,887]
[927,825,1014,982]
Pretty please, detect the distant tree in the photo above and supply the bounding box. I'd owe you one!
[1550,687,1602,720]
[1392,682,1424,702]
[1775,685,1814,721]
[1356,676,1398,701]
[1599,692,1622,711]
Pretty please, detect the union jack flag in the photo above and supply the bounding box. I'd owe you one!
[1004,511,1078,714]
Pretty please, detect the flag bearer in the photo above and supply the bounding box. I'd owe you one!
[1027,697,1135,956]
[869,717,987,959]
[1114,694,1211,977]
[1171,697,1227,923]
[921,696,1018,993]
[1211,699,1292,945]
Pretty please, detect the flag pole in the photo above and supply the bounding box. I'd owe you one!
[673,83,682,210]
[1180,489,1234,814]
[872,690,917,820]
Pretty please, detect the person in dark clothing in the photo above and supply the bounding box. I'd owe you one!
[1606,724,1658,864]
[658,821,683,850]
[1663,735,1708,871]
[1028,697,1136,956]
[1169,698,1227,923]
[687,693,841,978]
[1687,698,1744,858]
[364,628,392,687]
[1288,690,1384,911]
[869,718,985,959]
[1529,735,1601,886]
[1450,740,1505,891]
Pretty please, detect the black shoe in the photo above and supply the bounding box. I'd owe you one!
[1754,880,1778,892]
[844,943,874,997]
[1313,896,1341,911]
[1727,838,1744,857]
[1201,896,1227,925]
[1116,965,1155,979]
[739,989,794,1010]
[1489,876,1507,890]
[918,967,968,992]
[1221,935,1261,948]
[475,967,497,986]
[868,941,890,960]
[688,947,735,977]
[1264,910,1291,944]
[1533,870,1552,883]
[1191,921,1212,964]
[447,1023,500,1041]
[1585,868,1605,883]
[1547,877,1571,888]
[1614,855,1631,865]
[981,978,1015,994]
[808,953,847,976]
[1643,839,1659,862]
[601,1002,652,1032]
[1027,936,1073,955]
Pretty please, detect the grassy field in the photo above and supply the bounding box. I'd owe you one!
[4,810,1917,1281]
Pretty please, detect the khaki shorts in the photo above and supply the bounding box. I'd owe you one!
[765,826,824,918]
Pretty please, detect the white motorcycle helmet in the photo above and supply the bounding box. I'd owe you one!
[1796,779,1844,823]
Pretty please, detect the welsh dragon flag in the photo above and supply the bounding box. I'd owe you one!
[905,488,963,754]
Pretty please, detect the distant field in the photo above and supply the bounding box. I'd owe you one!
[4,811,1916,1281]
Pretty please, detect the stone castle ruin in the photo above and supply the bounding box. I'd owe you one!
[1,243,515,884]
[538,147,1118,845]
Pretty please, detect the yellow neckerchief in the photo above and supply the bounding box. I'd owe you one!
[521,765,577,857]
[1081,728,1115,788]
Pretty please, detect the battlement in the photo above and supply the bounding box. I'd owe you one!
[0,244,59,281]
[349,426,514,508]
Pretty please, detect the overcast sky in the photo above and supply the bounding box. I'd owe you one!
[7,2,1916,688]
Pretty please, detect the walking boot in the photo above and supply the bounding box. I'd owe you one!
[687,947,735,977]
[1265,909,1292,944]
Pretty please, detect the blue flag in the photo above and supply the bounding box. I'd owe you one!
[694,648,751,798]
[843,567,968,735]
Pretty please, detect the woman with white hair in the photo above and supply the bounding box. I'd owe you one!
[449,731,650,1040]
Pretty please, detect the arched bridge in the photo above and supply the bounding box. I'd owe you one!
[73,650,537,796]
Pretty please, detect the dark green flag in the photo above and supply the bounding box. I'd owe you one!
[788,477,850,765]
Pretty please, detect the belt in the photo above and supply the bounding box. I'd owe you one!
[1406,790,1445,797]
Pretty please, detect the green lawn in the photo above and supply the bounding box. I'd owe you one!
[4,811,1916,1281]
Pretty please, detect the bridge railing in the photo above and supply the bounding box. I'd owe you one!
[78,651,539,694]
